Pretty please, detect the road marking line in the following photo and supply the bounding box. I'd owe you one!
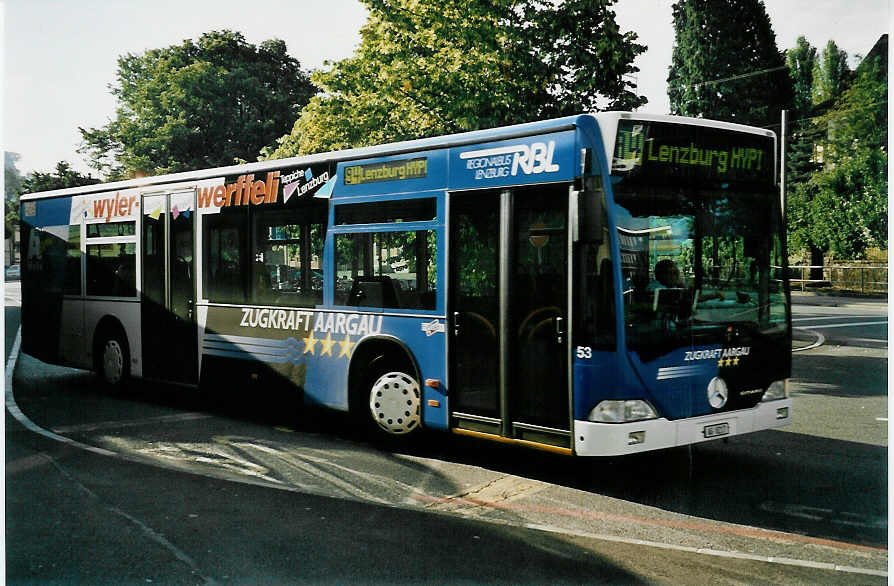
[411,493,887,555]
[876,418,888,422]
[792,328,825,352]
[796,320,887,330]
[6,329,117,458]
[515,521,887,578]
[45,452,219,585]
[791,316,880,322]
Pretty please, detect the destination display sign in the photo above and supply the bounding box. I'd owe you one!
[611,120,774,186]
[344,158,428,185]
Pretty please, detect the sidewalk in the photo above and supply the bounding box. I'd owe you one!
[790,291,888,309]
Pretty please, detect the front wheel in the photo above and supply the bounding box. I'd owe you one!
[368,371,422,435]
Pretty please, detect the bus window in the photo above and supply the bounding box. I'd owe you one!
[335,230,436,310]
[63,225,81,296]
[203,212,247,304]
[251,209,325,307]
[87,222,136,238]
[86,242,136,297]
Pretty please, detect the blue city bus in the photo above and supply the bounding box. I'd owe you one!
[19,112,792,456]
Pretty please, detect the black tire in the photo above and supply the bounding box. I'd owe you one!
[95,328,130,389]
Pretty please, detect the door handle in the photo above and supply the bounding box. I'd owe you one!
[555,316,565,345]
[453,311,461,336]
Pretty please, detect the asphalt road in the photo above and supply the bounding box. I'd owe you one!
[5,284,888,584]
[791,292,888,349]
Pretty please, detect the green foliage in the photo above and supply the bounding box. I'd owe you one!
[784,37,821,188]
[9,161,98,240]
[667,0,792,127]
[21,161,100,194]
[811,40,850,105]
[79,30,316,179]
[786,36,817,115]
[5,152,25,240]
[263,0,645,158]
[787,56,887,259]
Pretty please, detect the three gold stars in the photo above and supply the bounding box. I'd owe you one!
[716,357,741,367]
[304,331,354,358]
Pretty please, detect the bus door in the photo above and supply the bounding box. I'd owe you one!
[141,190,198,384]
[449,185,570,448]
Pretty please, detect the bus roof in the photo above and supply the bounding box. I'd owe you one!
[21,115,588,202]
[20,112,775,201]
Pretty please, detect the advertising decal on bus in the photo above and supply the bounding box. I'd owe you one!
[449,130,576,189]
[197,163,335,213]
[67,188,143,225]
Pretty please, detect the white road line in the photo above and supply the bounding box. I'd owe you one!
[791,328,825,352]
[515,521,886,578]
[796,320,887,330]
[791,315,883,322]
[6,329,117,458]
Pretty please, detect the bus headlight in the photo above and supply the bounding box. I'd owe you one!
[761,379,788,402]
[588,400,658,423]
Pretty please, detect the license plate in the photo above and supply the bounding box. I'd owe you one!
[703,422,730,438]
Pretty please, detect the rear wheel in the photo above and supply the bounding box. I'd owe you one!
[96,330,130,389]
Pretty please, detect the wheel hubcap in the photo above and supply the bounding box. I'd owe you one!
[369,372,421,434]
[103,340,124,384]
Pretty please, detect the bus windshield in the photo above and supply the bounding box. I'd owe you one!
[610,121,789,353]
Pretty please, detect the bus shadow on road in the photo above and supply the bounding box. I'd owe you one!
[11,352,887,551]
[10,354,657,585]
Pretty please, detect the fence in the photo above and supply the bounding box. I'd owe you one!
[788,265,888,294]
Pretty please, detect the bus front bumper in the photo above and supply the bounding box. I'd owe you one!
[573,398,793,457]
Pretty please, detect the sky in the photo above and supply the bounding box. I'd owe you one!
[3,0,890,177]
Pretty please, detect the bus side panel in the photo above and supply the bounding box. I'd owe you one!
[19,198,73,366]
[58,298,88,369]
[199,307,448,428]
[20,222,63,364]
[84,299,143,378]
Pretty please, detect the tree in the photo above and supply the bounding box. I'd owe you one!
[790,55,886,260]
[666,0,792,128]
[5,152,24,240]
[786,36,817,115]
[785,36,821,185]
[21,161,100,194]
[79,30,316,179]
[783,37,825,273]
[811,40,850,105]
[262,0,646,158]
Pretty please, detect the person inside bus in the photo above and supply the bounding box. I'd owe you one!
[647,259,681,290]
